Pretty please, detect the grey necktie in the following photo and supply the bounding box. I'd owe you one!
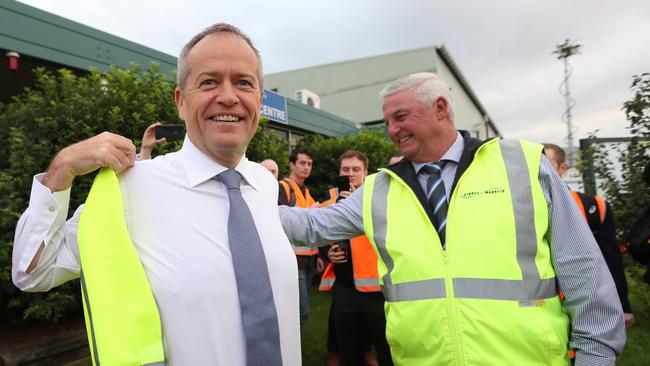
[217,169,283,366]
[420,162,448,247]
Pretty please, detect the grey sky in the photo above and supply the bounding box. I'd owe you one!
[17,0,650,146]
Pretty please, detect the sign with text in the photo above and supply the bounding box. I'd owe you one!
[261,89,288,124]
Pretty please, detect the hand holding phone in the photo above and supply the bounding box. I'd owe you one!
[155,124,185,141]
[336,175,350,193]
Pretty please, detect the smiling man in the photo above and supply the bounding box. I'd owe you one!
[279,72,625,365]
[12,24,299,365]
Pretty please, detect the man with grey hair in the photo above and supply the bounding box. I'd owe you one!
[13,23,300,365]
[280,72,625,365]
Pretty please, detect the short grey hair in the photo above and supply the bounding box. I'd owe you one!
[380,72,455,122]
[176,23,263,90]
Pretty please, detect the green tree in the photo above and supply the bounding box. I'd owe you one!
[296,129,398,199]
[586,73,650,238]
[246,119,290,174]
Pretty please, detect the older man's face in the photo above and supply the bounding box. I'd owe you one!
[383,88,440,163]
[175,32,262,167]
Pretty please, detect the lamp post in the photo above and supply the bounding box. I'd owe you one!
[553,39,581,168]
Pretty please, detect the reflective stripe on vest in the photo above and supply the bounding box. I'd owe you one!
[78,168,165,366]
[279,178,316,208]
[280,178,318,255]
[319,235,380,292]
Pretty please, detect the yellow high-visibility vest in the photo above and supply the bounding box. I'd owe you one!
[78,168,165,366]
[363,139,571,365]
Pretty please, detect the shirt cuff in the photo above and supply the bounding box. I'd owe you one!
[575,352,615,366]
[31,173,71,234]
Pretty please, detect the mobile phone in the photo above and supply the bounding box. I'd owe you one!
[155,124,185,141]
[336,175,350,193]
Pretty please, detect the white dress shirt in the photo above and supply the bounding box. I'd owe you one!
[12,137,301,365]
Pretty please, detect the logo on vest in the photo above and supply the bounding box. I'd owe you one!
[460,187,506,199]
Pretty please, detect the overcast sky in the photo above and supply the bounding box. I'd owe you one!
[17,0,650,146]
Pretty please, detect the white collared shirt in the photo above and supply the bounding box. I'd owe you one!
[12,137,301,365]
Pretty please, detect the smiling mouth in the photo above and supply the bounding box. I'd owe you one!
[398,135,411,144]
[208,115,241,122]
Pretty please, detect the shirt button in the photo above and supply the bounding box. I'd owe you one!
[48,207,55,213]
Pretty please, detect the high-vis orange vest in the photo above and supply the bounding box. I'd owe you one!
[570,191,606,225]
[279,177,319,255]
[323,188,338,207]
[319,235,381,292]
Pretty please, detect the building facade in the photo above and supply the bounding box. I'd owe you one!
[265,46,500,139]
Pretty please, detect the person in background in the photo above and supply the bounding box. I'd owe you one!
[387,153,403,165]
[543,143,634,328]
[261,158,279,180]
[279,72,625,365]
[137,122,167,160]
[320,150,392,366]
[278,147,320,325]
[12,23,300,365]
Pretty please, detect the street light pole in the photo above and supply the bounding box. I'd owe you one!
[553,39,582,168]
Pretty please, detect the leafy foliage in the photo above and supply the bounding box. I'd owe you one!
[297,129,399,199]
[585,73,650,240]
[246,118,290,174]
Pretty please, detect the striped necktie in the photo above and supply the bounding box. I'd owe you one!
[420,162,448,247]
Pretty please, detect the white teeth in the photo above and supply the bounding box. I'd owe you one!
[210,115,239,122]
[399,136,410,144]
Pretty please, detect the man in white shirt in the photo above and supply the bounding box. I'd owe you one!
[12,23,300,365]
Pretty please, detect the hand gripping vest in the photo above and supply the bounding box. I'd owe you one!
[77,169,165,366]
[362,139,571,366]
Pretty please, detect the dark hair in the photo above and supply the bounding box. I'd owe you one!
[289,147,313,164]
[338,150,369,170]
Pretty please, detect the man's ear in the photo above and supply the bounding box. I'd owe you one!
[175,87,186,121]
[435,97,449,121]
[558,161,569,177]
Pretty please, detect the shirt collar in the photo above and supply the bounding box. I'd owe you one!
[177,135,261,191]
[412,132,464,174]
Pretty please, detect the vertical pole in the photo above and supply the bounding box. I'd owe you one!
[563,56,575,168]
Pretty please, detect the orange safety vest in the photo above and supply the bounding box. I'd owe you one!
[279,177,319,255]
[322,188,338,207]
[570,190,606,224]
[319,235,381,292]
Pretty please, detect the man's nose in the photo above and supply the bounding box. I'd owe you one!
[215,82,238,106]
[387,120,399,135]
